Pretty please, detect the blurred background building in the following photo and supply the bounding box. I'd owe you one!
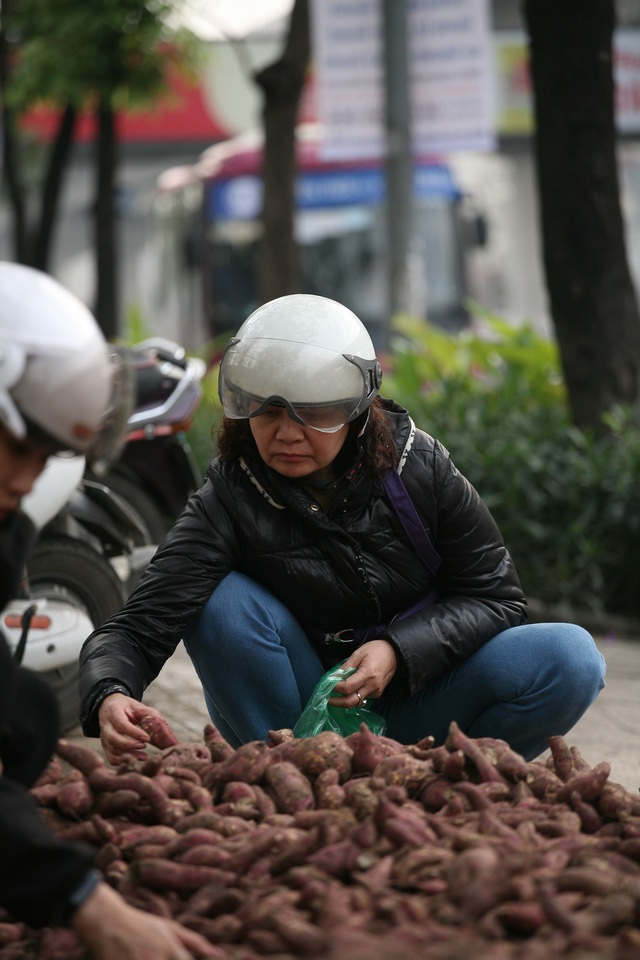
[2,0,640,348]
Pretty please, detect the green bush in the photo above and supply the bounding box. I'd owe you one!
[186,359,223,476]
[382,309,640,619]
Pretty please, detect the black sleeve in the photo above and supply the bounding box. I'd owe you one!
[1,628,96,928]
[0,775,95,928]
[383,441,527,695]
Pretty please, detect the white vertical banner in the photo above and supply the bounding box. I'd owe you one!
[310,0,495,160]
[409,0,495,154]
[310,0,384,160]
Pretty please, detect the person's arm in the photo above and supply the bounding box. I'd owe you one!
[385,441,526,694]
[79,481,239,737]
[345,438,526,699]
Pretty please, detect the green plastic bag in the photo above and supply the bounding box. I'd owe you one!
[293,662,386,738]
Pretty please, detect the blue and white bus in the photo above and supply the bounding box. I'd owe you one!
[150,124,485,346]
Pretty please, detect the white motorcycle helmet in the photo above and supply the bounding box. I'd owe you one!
[0,262,131,469]
[219,294,383,433]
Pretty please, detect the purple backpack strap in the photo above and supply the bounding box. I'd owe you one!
[383,468,442,578]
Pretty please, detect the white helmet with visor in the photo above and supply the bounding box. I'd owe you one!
[218,294,382,433]
[0,262,132,469]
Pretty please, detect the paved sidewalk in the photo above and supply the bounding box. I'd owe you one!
[68,632,640,793]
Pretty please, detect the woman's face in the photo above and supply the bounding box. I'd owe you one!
[249,406,349,482]
[0,424,52,523]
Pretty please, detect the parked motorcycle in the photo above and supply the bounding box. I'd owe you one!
[2,337,206,733]
[2,455,148,733]
[86,337,207,545]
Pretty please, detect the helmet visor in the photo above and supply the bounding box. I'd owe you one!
[88,348,135,474]
[225,393,355,433]
[219,337,379,432]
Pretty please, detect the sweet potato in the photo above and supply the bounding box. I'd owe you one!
[568,790,603,834]
[159,742,211,772]
[417,776,452,812]
[439,749,467,782]
[132,858,229,892]
[165,827,222,856]
[30,782,61,806]
[491,900,545,935]
[314,768,346,810]
[253,783,278,819]
[382,811,437,848]
[268,728,295,745]
[291,731,353,782]
[179,884,244,920]
[445,722,508,784]
[598,781,640,820]
[295,810,355,849]
[94,788,141,818]
[556,760,611,804]
[174,809,252,837]
[269,826,322,875]
[33,757,63,787]
[221,780,256,804]
[263,761,315,814]
[139,714,179,750]
[494,748,530,783]
[346,724,403,774]
[0,924,23,946]
[95,842,123,871]
[579,891,636,935]
[372,754,433,796]
[88,768,182,825]
[202,723,235,762]
[182,913,244,944]
[53,820,103,845]
[269,908,330,954]
[176,845,232,868]
[204,740,271,790]
[179,780,214,813]
[119,824,178,854]
[56,776,94,819]
[343,778,379,819]
[55,739,104,776]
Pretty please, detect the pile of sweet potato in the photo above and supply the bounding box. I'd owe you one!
[2,720,640,959]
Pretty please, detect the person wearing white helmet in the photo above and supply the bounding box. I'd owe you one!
[81,293,604,767]
[0,263,216,960]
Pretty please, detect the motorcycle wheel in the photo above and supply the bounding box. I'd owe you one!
[98,468,170,546]
[26,536,127,734]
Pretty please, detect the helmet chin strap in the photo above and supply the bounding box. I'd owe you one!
[303,410,371,492]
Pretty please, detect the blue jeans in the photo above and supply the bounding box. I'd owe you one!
[183,572,606,760]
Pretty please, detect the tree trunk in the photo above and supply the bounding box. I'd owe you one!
[0,2,28,262]
[254,0,310,303]
[94,97,119,340]
[523,0,640,433]
[31,104,77,271]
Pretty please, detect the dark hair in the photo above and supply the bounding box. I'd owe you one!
[217,397,396,482]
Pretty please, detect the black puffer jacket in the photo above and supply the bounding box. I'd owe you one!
[79,400,526,736]
[1,511,95,928]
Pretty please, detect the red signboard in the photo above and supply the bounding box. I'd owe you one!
[20,68,230,145]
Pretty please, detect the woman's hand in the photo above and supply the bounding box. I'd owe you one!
[97,693,165,766]
[328,638,397,708]
[72,880,219,960]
